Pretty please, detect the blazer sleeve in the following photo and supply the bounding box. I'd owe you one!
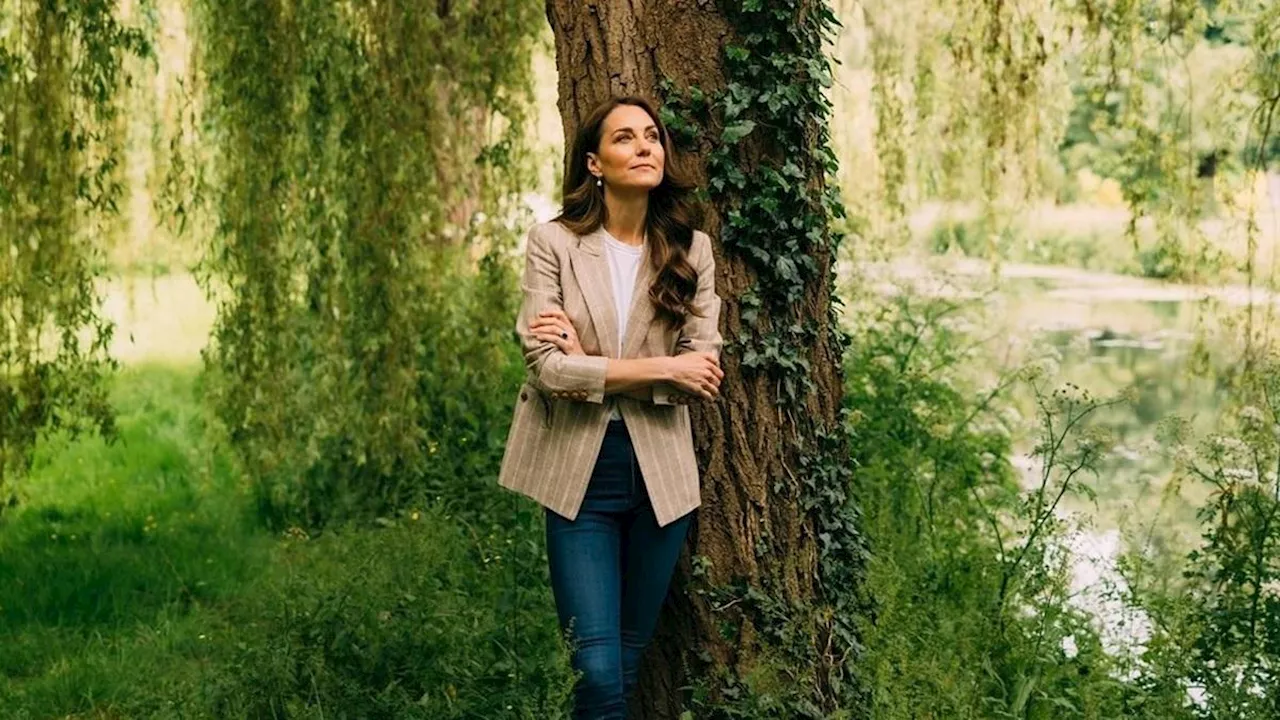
[652,230,724,405]
[515,222,610,403]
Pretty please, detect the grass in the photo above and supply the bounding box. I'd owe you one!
[0,364,575,719]
[0,364,264,715]
[917,196,1280,286]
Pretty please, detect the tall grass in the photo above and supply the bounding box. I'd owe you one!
[0,365,574,718]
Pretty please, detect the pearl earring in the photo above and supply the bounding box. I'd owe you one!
[596,177,602,187]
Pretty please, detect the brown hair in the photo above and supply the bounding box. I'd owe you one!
[554,96,704,328]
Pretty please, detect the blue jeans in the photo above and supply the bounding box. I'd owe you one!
[545,418,694,720]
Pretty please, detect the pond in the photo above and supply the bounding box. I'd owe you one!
[852,254,1274,668]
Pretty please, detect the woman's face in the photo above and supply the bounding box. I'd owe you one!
[587,104,665,193]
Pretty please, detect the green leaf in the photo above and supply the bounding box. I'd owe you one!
[722,119,757,144]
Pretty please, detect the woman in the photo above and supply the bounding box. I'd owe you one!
[497,96,724,719]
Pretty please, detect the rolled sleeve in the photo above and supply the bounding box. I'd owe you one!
[515,223,608,403]
[652,230,723,405]
[651,381,677,405]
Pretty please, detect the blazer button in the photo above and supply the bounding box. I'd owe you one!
[520,391,528,401]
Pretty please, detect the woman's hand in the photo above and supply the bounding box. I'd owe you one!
[665,352,723,401]
[530,309,585,355]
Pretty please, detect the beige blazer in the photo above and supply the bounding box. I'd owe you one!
[496,220,723,527]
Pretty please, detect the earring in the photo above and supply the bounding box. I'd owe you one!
[596,177,602,187]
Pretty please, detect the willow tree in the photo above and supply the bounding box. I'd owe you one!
[0,0,151,509]
[184,0,543,527]
[546,2,869,717]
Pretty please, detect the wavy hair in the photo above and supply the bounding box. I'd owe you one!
[553,96,704,328]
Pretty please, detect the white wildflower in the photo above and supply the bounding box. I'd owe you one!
[1061,635,1079,659]
[1222,467,1260,488]
[1239,405,1266,428]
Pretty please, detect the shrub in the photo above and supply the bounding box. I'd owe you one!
[194,502,575,719]
[846,293,1137,718]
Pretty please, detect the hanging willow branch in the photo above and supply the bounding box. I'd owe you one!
[178,0,541,527]
[0,0,152,510]
[849,0,1277,283]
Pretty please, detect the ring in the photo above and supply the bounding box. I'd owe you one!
[560,331,568,339]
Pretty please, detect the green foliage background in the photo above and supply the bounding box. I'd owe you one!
[4,0,1280,718]
[178,0,542,528]
[0,0,150,509]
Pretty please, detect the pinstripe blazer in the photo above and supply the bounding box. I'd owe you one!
[497,220,723,528]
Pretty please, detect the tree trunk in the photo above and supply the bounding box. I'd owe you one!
[546,2,866,718]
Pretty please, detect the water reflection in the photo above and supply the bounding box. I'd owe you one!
[849,258,1261,663]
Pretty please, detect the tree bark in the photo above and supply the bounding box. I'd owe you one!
[545,2,856,718]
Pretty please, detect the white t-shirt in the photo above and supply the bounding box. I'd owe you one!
[602,230,644,420]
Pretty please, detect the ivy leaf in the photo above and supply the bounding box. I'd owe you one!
[721,119,757,144]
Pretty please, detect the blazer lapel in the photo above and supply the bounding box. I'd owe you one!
[620,239,656,359]
[568,227,620,359]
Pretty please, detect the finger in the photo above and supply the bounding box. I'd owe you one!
[537,324,570,341]
[536,315,564,332]
[534,331,566,350]
[531,320,564,335]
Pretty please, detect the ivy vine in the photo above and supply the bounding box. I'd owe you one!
[661,1,870,716]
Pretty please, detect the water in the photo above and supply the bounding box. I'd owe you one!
[852,254,1262,664]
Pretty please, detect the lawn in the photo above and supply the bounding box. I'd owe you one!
[0,364,574,719]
